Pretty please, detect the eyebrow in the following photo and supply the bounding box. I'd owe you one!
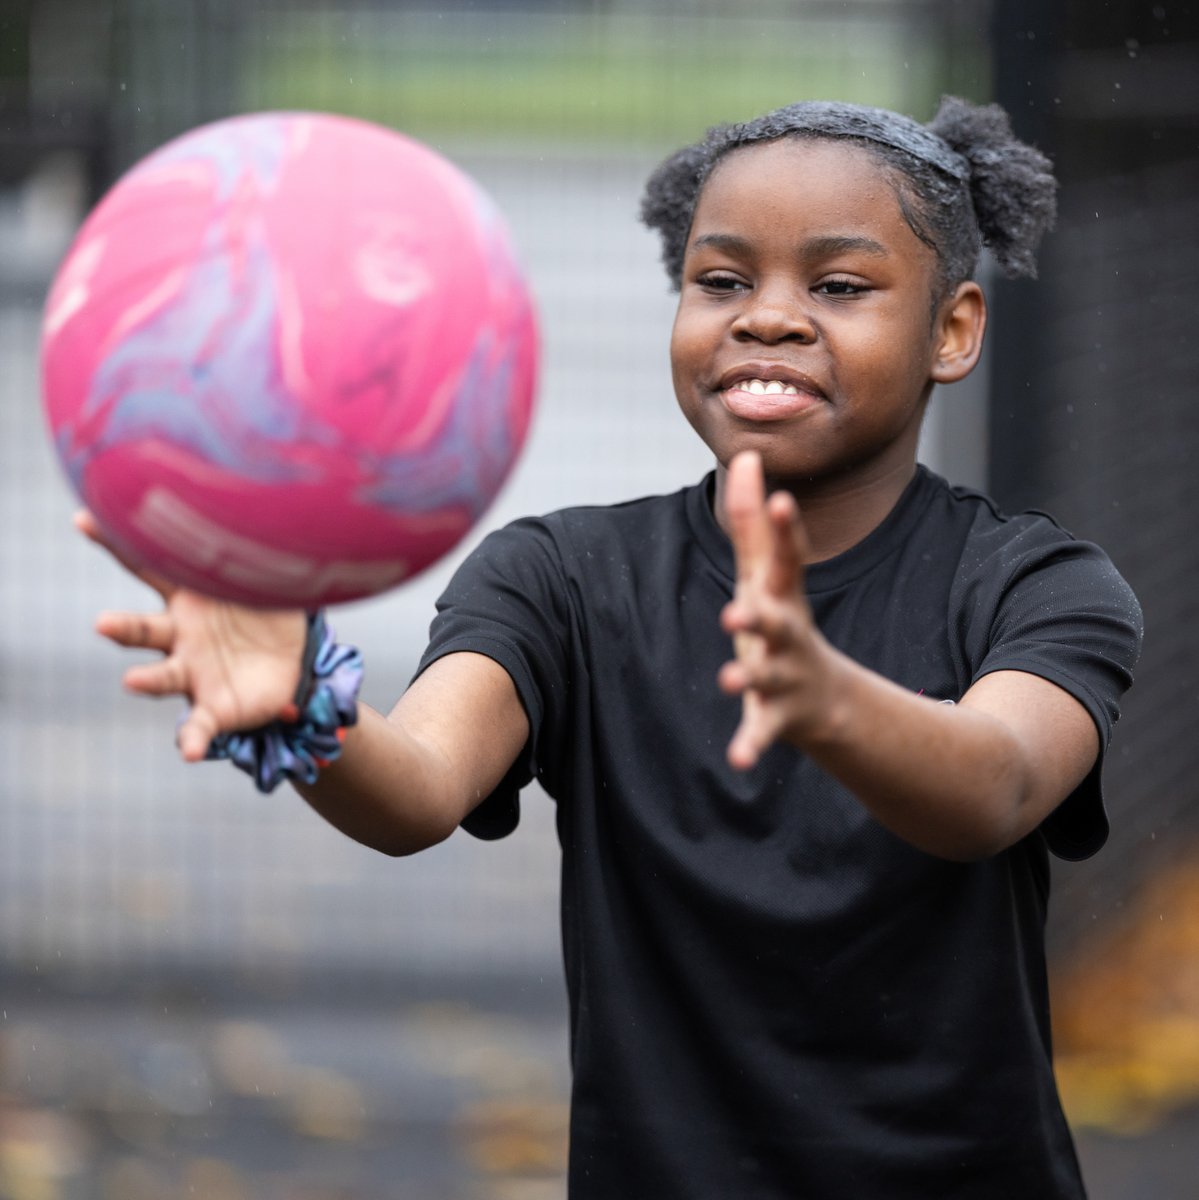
[689,232,890,259]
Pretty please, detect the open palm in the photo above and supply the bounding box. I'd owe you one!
[76,511,308,760]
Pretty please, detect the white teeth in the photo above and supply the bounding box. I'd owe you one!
[737,378,799,396]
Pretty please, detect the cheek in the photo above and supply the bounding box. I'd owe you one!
[843,324,935,387]
[668,318,701,389]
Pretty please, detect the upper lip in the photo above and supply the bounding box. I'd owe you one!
[716,362,827,398]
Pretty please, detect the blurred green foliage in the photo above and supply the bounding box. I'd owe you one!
[239,9,986,148]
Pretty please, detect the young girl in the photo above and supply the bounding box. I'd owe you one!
[81,96,1142,1197]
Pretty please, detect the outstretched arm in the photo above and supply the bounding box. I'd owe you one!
[78,512,529,857]
[717,453,1099,861]
[295,651,527,856]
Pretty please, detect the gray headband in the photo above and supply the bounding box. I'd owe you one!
[724,100,970,182]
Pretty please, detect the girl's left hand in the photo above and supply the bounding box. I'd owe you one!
[718,451,835,769]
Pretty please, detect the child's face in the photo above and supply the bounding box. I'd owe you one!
[670,138,953,491]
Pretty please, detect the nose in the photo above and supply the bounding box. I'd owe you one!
[730,284,816,344]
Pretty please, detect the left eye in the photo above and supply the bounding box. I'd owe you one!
[816,279,867,296]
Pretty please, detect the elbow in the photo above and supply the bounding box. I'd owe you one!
[315,803,460,859]
[381,835,448,858]
[916,786,1038,863]
[907,825,1018,863]
[934,731,1049,861]
[925,828,1016,864]
[375,815,459,858]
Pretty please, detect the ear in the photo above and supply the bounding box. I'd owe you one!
[930,281,986,385]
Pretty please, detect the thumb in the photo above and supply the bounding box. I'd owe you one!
[177,705,220,762]
[75,509,175,598]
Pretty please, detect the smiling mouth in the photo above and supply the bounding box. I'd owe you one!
[729,378,801,397]
[718,375,825,422]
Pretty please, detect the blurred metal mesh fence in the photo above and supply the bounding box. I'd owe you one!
[0,147,700,988]
[988,1,1199,955]
[0,0,985,989]
[1035,157,1199,953]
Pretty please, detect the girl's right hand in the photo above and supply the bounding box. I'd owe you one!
[75,510,309,761]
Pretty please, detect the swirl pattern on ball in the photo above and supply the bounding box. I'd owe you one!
[42,112,538,607]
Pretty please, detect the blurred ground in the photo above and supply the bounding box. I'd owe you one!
[0,971,571,1200]
[2,964,1198,1200]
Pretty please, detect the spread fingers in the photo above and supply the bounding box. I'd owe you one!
[96,610,175,653]
[122,657,189,698]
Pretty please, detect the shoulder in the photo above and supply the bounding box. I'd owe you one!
[925,473,1140,620]
[438,477,713,625]
[482,477,708,574]
[931,474,1143,723]
[871,468,1136,614]
[544,479,701,536]
[921,471,1078,556]
[907,469,1143,698]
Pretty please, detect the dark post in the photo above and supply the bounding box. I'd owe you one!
[990,0,1199,951]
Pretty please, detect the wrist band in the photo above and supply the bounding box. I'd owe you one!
[204,611,364,792]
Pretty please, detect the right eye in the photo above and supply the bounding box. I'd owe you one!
[696,272,746,292]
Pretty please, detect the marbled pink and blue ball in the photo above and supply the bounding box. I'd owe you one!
[42,112,537,607]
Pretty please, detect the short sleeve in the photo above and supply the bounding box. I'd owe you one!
[414,518,573,840]
[957,519,1144,860]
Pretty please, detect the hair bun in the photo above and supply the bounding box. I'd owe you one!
[927,95,1057,279]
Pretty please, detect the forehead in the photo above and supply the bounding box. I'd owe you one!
[690,138,926,259]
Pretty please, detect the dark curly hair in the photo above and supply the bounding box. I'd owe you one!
[640,96,1057,298]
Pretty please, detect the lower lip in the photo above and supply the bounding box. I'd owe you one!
[719,387,822,422]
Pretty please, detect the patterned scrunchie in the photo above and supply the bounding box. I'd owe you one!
[204,611,363,792]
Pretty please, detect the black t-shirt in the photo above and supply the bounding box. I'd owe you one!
[418,466,1142,1200]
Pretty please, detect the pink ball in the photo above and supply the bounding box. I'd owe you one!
[42,112,538,607]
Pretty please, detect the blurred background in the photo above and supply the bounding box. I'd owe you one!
[0,0,1195,1196]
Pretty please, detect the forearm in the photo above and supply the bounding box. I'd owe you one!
[796,648,1021,858]
[292,650,529,858]
[292,703,464,857]
[796,643,1095,861]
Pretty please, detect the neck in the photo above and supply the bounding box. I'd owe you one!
[714,458,919,563]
